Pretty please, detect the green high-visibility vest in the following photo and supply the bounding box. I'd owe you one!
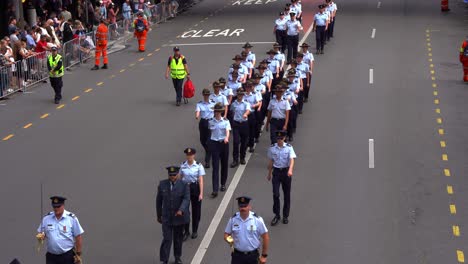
[170,55,186,79]
[48,54,64,78]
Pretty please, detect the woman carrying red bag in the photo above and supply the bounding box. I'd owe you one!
[165,46,191,106]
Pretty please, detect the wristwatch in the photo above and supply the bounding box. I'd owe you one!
[261,254,268,258]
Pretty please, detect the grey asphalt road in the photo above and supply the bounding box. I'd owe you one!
[1,0,467,263]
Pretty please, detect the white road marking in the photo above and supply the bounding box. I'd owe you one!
[371,28,376,39]
[168,41,275,46]
[377,1,381,8]
[369,139,375,168]
[369,69,374,84]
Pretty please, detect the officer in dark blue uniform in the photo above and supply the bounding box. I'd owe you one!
[267,131,297,226]
[156,166,190,264]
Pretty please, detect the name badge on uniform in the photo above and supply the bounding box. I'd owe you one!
[47,224,54,231]
[232,224,240,231]
[250,224,257,233]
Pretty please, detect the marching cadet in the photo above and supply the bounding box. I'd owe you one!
[227,71,243,98]
[230,88,251,168]
[219,77,234,105]
[258,62,272,92]
[253,73,267,143]
[267,131,297,226]
[313,5,329,54]
[300,43,314,102]
[242,42,256,68]
[274,12,288,53]
[91,18,109,70]
[36,196,84,264]
[273,43,286,79]
[290,0,303,22]
[133,11,149,52]
[295,53,310,114]
[47,46,64,104]
[209,81,229,117]
[266,49,280,87]
[179,148,205,240]
[266,84,291,145]
[241,51,253,79]
[209,103,231,197]
[286,70,300,134]
[243,81,262,152]
[326,0,338,40]
[195,88,215,168]
[285,12,303,64]
[224,196,270,264]
[156,166,190,264]
[231,55,249,83]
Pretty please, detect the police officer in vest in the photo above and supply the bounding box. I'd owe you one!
[267,130,297,226]
[196,88,215,168]
[209,103,231,198]
[224,196,270,264]
[274,12,288,53]
[266,84,291,145]
[47,46,64,104]
[179,148,205,240]
[165,47,190,106]
[230,87,251,168]
[313,5,329,54]
[156,166,190,264]
[36,196,84,264]
[285,12,303,64]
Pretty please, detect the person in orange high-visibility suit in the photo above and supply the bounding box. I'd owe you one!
[133,12,149,52]
[460,37,468,82]
[92,19,109,70]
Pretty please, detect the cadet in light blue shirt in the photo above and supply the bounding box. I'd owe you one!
[219,77,233,105]
[286,12,303,63]
[266,50,280,79]
[273,43,286,74]
[241,51,253,79]
[37,196,84,261]
[274,12,288,52]
[224,196,269,263]
[230,88,251,167]
[210,81,229,117]
[266,85,291,144]
[227,72,243,95]
[230,89,251,123]
[242,42,256,67]
[196,88,215,167]
[231,55,249,82]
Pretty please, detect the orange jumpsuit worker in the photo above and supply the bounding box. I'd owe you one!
[460,37,468,82]
[92,19,109,70]
[134,12,149,52]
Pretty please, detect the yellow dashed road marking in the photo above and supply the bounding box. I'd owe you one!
[431,76,436,81]
[434,91,438,96]
[439,128,444,135]
[110,75,116,78]
[430,64,434,68]
[139,58,145,61]
[120,69,126,73]
[428,53,433,56]
[129,63,135,67]
[437,118,442,124]
[450,204,457,214]
[457,250,465,263]
[155,48,160,51]
[2,134,14,141]
[429,58,433,62]
[56,104,65,109]
[40,113,49,119]
[85,88,93,93]
[434,99,439,104]
[72,96,80,101]
[436,108,441,114]
[444,169,451,177]
[147,53,153,57]
[432,83,437,88]
[427,43,431,47]
[447,185,453,194]
[440,141,446,147]
[453,226,460,237]
[97,82,104,86]
[23,123,33,129]
[431,70,435,75]
[442,154,448,161]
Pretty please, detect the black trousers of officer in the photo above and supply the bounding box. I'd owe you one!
[50,77,63,100]
[160,223,184,262]
[247,112,257,148]
[232,120,249,161]
[269,117,285,145]
[199,119,211,164]
[172,78,184,103]
[328,18,335,40]
[255,108,264,140]
[275,29,287,53]
[286,34,299,63]
[272,167,292,218]
[287,105,297,138]
[185,182,202,234]
[298,78,307,112]
[209,139,229,192]
[46,250,74,264]
[304,73,311,99]
[315,26,326,51]
[232,249,259,264]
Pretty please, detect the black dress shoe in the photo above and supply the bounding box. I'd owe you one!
[175,258,183,264]
[271,216,281,226]
[220,185,226,192]
[54,99,60,104]
[183,232,190,241]
[240,159,246,165]
[282,217,289,224]
[101,64,108,69]
[204,162,210,168]
[91,65,99,70]
[249,147,255,153]
[210,192,218,198]
[191,232,198,239]
[176,101,181,106]
[230,161,239,168]
[320,50,324,54]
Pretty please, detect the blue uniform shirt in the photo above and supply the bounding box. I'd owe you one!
[254,84,266,94]
[296,62,310,79]
[227,76,243,94]
[37,210,84,255]
[303,51,315,67]
[267,142,297,168]
[247,51,256,65]
[267,59,279,74]
[209,93,229,106]
[314,12,328,26]
[275,17,288,30]
[231,100,251,122]
[287,81,300,98]
[286,20,302,36]
[209,117,231,141]
[243,92,261,111]
[196,100,215,119]
[224,211,268,252]
[222,87,234,98]
[179,160,205,183]
[229,65,248,77]
[241,60,253,71]
[268,97,291,119]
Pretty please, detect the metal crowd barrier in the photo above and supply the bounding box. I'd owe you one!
[62,31,96,69]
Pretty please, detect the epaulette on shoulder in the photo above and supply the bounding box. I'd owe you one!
[232,213,237,218]
[68,213,76,218]
[271,143,276,147]
[45,212,53,216]
[198,101,203,103]
[286,143,292,147]
[253,213,259,218]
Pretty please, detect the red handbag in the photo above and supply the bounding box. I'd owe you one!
[183,79,195,98]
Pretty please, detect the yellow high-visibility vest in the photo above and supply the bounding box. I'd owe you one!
[48,54,64,78]
[170,55,186,79]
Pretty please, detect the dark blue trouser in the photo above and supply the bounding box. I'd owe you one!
[209,140,229,192]
[199,119,211,163]
[287,34,299,63]
[328,17,335,39]
[316,26,326,51]
[172,78,184,103]
[247,113,257,148]
[232,249,259,264]
[46,250,74,264]
[232,121,249,161]
[160,224,184,262]
[287,105,297,138]
[272,167,292,218]
[185,182,202,234]
[275,29,287,53]
[269,118,285,145]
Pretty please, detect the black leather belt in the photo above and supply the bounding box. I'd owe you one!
[234,249,258,255]
[271,118,285,121]
[274,167,289,171]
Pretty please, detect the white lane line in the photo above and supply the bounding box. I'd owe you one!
[168,42,275,46]
[377,1,381,8]
[371,28,376,39]
[369,69,374,84]
[369,139,375,168]
[191,151,253,264]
